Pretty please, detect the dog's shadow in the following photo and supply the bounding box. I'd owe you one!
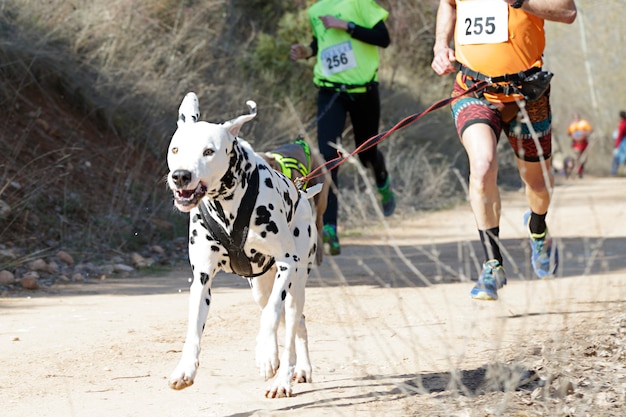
[224,363,542,417]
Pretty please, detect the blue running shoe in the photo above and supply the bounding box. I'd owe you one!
[377,178,396,217]
[523,211,558,279]
[470,260,507,301]
[322,224,341,256]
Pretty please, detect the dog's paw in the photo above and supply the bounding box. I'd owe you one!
[168,360,199,390]
[264,379,293,398]
[256,340,279,380]
[293,367,312,383]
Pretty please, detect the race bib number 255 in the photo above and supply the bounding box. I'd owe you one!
[457,0,508,45]
[320,41,357,76]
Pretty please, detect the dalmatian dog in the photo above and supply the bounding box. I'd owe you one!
[166,92,319,398]
[260,140,330,266]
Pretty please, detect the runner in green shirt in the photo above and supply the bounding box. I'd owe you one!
[291,0,395,256]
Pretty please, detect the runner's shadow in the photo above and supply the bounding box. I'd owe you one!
[390,363,543,396]
[308,235,626,288]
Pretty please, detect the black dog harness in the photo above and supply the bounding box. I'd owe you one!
[199,167,275,278]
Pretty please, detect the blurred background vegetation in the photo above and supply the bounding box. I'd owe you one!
[0,0,624,263]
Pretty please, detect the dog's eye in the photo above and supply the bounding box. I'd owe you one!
[203,148,214,157]
[171,147,178,154]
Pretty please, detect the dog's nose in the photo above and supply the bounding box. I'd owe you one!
[172,169,192,188]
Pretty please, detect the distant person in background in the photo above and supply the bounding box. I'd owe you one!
[431,0,577,301]
[611,110,626,176]
[290,0,396,257]
[567,112,592,178]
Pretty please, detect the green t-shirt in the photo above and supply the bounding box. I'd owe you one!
[308,0,388,89]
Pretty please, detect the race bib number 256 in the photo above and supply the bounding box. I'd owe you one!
[320,41,357,76]
[456,0,508,45]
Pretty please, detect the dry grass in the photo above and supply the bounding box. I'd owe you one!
[0,0,463,258]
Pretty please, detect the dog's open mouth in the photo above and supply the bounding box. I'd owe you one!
[173,182,207,210]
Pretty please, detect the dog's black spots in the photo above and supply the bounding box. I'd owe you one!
[294,227,300,237]
[281,290,287,301]
[293,255,300,262]
[192,229,198,236]
[208,288,211,296]
[288,282,292,288]
[211,245,220,252]
[284,192,294,223]
[245,162,252,171]
[255,206,278,235]
[200,273,209,285]
[285,253,290,258]
[229,213,235,220]
[261,231,267,238]
[216,149,241,193]
[276,273,282,280]
[213,201,226,221]
[251,252,267,268]
[307,225,311,236]
[259,164,269,171]
[264,178,274,189]
[190,236,195,245]
[205,297,210,306]
[251,249,257,254]
[256,206,271,223]
[192,264,195,271]
[192,213,202,223]
[307,265,312,274]
[280,265,288,272]
[268,203,274,211]
[202,323,205,331]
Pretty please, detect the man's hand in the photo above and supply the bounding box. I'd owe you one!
[431,45,457,76]
[318,15,348,31]
[290,44,311,61]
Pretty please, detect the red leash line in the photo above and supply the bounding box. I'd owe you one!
[301,80,489,184]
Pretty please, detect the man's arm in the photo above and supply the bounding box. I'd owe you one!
[431,0,457,76]
[503,0,577,23]
[317,16,390,48]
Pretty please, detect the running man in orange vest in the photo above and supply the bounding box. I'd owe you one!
[567,112,593,178]
[431,0,577,300]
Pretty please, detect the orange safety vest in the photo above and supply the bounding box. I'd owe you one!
[454,1,545,103]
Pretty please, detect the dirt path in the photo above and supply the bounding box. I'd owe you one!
[2,177,626,417]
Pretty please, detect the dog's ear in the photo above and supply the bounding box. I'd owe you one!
[177,92,200,128]
[223,100,257,138]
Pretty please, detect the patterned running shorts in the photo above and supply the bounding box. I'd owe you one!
[450,77,553,162]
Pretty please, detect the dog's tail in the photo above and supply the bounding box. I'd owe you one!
[178,92,200,127]
[300,183,322,200]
